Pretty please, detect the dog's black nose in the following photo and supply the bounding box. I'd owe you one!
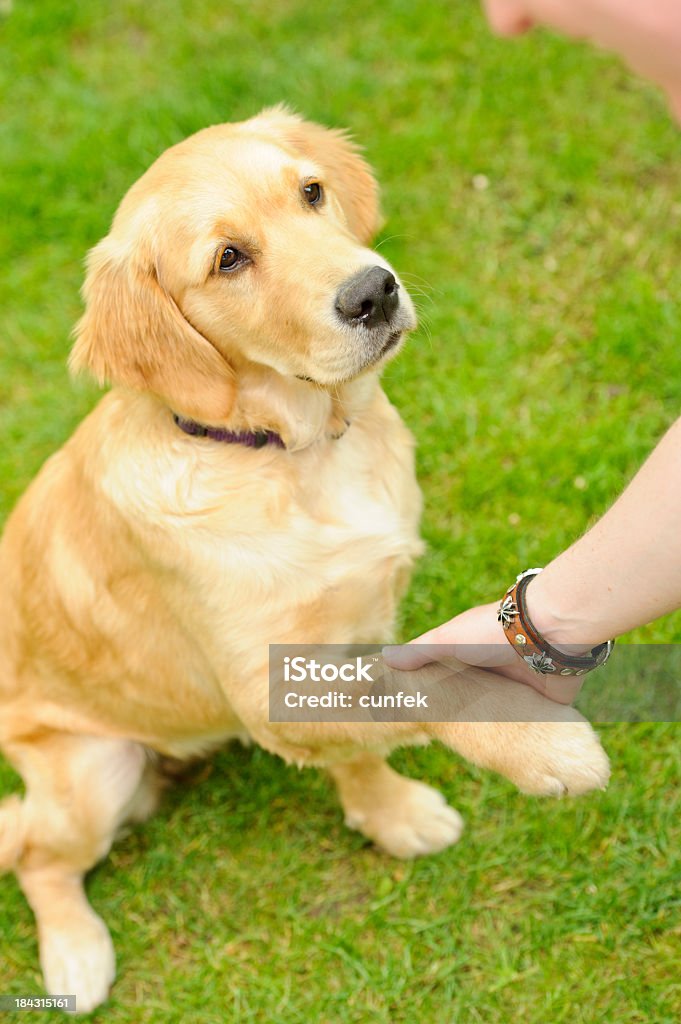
[335,266,399,328]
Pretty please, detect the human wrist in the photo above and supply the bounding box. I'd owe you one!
[498,568,614,677]
[523,572,605,654]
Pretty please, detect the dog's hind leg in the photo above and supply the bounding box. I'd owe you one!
[3,732,151,1014]
[0,793,27,871]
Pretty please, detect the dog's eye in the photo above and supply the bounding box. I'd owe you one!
[303,181,323,206]
[219,247,244,272]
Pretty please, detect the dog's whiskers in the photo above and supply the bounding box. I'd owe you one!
[374,233,410,251]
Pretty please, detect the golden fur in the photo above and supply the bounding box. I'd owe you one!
[0,108,609,1012]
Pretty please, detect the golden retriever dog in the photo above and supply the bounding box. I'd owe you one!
[0,107,609,1012]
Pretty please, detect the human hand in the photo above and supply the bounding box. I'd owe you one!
[481,0,681,122]
[383,601,586,705]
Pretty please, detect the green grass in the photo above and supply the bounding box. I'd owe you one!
[1,1,680,1020]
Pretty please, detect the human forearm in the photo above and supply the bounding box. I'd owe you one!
[527,415,681,646]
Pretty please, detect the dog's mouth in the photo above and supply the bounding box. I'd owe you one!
[363,326,405,370]
[295,329,406,387]
[379,329,403,357]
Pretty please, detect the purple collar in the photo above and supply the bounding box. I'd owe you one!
[173,414,286,450]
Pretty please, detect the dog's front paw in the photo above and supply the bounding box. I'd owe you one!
[345,778,464,859]
[39,911,115,1014]
[498,721,610,797]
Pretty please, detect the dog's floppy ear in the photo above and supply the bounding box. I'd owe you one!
[70,237,236,423]
[251,106,383,244]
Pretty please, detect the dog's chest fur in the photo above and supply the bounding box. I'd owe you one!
[111,388,422,636]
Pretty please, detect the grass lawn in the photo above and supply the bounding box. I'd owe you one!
[0,1,679,1020]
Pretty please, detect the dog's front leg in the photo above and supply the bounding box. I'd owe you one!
[328,753,463,859]
[416,662,611,797]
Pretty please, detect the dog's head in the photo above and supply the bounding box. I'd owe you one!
[70,107,416,429]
